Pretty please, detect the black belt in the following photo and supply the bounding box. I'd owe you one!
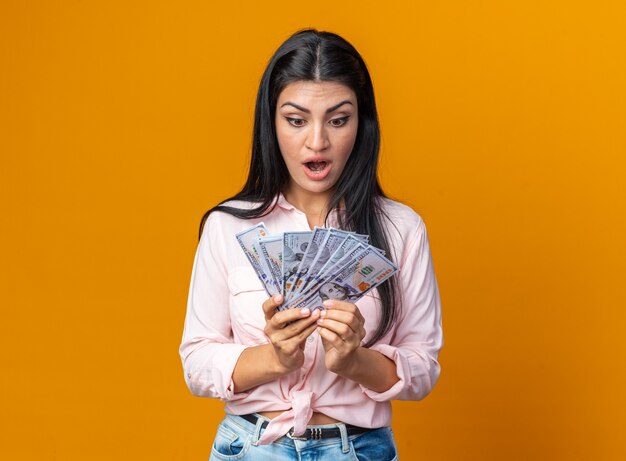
[239,413,372,440]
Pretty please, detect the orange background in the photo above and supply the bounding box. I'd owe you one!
[1,1,625,460]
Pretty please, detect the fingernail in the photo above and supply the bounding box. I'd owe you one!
[317,319,323,325]
[300,308,310,316]
[322,300,333,308]
[320,310,326,318]
[274,294,283,303]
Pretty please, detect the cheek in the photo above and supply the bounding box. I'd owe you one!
[276,129,301,163]
[335,132,358,163]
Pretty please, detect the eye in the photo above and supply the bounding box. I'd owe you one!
[286,117,306,127]
[329,116,350,127]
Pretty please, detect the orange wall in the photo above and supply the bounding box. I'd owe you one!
[1,1,624,460]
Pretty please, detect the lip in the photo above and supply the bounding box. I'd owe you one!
[302,158,332,181]
[303,155,331,164]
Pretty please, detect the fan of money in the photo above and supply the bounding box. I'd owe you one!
[236,224,398,312]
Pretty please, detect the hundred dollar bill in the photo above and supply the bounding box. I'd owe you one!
[288,227,329,300]
[284,240,368,310]
[286,246,398,312]
[282,231,313,300]
[235,223,277,296]
[315,234,366,282]
[294,229,366,298]
[325,246,398,299]
[256,235,283,295]
[252,238,279,294]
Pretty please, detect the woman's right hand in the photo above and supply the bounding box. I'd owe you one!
[262,293,321,374]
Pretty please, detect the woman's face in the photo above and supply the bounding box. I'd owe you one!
[275,80,358,197]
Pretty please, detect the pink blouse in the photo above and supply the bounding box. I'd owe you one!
[179,193,443,445]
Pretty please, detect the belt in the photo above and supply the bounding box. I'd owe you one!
[239,413,372,440]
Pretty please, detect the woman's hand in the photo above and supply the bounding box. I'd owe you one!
[262,294,321,374]
[316,300,367,374]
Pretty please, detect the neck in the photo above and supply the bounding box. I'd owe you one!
[283,184,331,228]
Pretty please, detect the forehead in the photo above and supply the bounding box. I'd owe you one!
[277,80,357,106]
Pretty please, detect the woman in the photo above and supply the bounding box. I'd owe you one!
[179,29,443,460]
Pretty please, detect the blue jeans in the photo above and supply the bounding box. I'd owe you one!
[209,413,399,461]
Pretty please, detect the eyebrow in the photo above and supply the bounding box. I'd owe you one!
[280,100,353,114]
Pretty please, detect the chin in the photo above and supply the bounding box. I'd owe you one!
[299,179,336,195]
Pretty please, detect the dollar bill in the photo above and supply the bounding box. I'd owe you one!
[252,238,278,294]
[294,229,366,298]
[256,235,283,294]
[236,224,395,309]
[282,231,313,299]
[286,246,398,312]
[284,240,368,310]
[235,223,277,296]
[288,227,329,300]
[325,246,398,299]
[315,234,366,282]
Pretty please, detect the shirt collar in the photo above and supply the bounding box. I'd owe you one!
[275,192,346,212]
[276,192,296,211]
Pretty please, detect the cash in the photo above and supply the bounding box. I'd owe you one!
[235,223,278,296]
[255,236,282,291]
[292,229,367,299]
[236,224,398,311]
[282,231,314,298]
[287,246,397,312]
[288,227,329,299]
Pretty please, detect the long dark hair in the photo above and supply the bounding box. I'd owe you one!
[199,28,400,347]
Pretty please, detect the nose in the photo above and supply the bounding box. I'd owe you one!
[305,123,330,152]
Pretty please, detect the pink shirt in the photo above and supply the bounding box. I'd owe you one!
[179,194,443,445]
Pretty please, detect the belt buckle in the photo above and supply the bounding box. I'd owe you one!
[286,429,309,441]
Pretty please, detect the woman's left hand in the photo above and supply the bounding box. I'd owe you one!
[316,300,366,374]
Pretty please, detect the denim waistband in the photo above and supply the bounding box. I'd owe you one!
[212,414,398,461]
[223,413,355,452]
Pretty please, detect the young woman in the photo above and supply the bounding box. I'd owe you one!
[179,29,443,460]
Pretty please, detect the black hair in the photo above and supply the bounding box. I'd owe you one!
[199,28,399,347]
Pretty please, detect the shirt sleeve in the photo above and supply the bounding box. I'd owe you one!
[360,217,443,402]
[178,212,252,401]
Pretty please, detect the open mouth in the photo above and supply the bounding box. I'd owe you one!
[304,161,328,172]
[303,159,332,180]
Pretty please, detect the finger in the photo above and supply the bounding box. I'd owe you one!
[298,322,321,352]
[316,317,356,342]
[319,309,361,334]
[317,326,345,350]
[262,294,284,321]
[323,300,365,324]
[273,309,321,341]
[284,321,319,355]
[271,307,316,330]
[294,321,320,345]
